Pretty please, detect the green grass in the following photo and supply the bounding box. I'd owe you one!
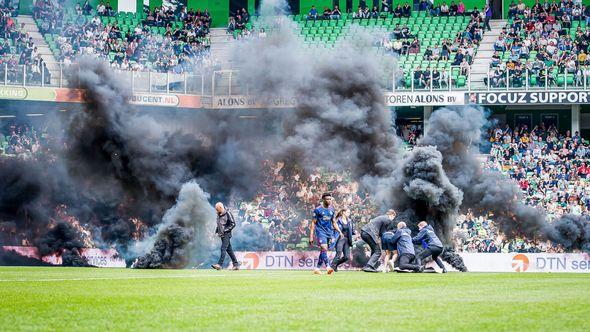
[0,268,589,331]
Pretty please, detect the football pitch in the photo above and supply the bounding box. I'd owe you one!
[1,268,589,331]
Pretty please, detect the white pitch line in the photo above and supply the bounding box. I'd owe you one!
[0,272,306,282]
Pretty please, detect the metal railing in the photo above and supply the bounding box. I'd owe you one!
[1,62,589,95]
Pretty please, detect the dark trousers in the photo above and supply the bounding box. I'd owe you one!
[218,235,238,266]
[331,236,351,269]
[361,230,381,270]
[484,17,491,31]
[417,245,445,269]
[399,253,420,272]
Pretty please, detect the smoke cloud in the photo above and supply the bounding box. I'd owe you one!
[235,0,401,181]
[36,221,91,266]
[231,222,274,251]
[1,0,588,272]
[421,106,590,252]
[133,181,216,268]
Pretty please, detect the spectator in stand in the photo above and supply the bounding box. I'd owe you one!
[331,6,342,19]
[381,0,390,13]
[322,7,332,20]
[413,66,425,87]
[440,2,450,16]
[307,5,318,20]
[402,2,412,17]
[393,4,403,17]
[418,0,429,12]
[450,1,458,15]
[457,0,465,15]
[484,4,492,31]
[227,16,236,35]
[371,6,380,18]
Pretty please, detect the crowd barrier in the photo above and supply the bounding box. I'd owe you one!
[3,246,589,272]
[233,251,590,273]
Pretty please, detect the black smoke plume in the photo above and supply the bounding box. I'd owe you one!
[133,181,216,268]
[0,158,43,216]
[393,146,463,241]
[35,221,91,266]
[235,0,401,181]
[440,247,468,272]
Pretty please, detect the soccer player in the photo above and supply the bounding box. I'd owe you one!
[412,221,447,273]
[360,209,396,272]
[309,193,342,275]
[390,221,422,273]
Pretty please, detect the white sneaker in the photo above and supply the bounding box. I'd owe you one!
[387,260,395,272]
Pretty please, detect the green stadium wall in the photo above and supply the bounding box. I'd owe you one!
[187,0,230,27]
[18,0,34,15]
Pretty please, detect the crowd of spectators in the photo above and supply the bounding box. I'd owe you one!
[1,3,50,85]
[399,123,423,146]
[226,8,269,40]
[383,5,487,89]
[2,117,588,253]
[33,0,212,73]
[232,160,377,250]
[455,123,589,253]
[230,123,588,253]
[487,0,590,88]
[0,122,45,157]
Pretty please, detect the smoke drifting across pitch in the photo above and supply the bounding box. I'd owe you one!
[233,0,469,269]
[69,58,272,267]
[234,0,402,182]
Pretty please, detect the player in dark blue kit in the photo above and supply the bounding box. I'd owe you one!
[309,193,342,275]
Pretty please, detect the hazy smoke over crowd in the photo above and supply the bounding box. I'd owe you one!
[235,0,401,180]
[231,223,274,251]
[420,106,590,253]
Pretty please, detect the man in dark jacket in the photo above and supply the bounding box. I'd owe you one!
[360,209,396,272]
[390,222,422,272]
[211,202,240,270]
[413,221,447,273]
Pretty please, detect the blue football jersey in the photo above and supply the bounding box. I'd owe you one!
[313,206,335,238]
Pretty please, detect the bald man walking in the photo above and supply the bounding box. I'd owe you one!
[211,202,240,270]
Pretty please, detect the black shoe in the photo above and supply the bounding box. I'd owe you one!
[211,264,221,270]
[333,266,338,272]
[362,266,378,273]
[232,262,240,270]
[442,268,447,273]
[417,266,424,273]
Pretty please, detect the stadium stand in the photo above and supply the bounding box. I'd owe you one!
[226,3,487,89]
[32,0,212,72]
[488,0,590,88]
[0,3,51,85]
[0,122,45,157]
[458,123,589,253]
